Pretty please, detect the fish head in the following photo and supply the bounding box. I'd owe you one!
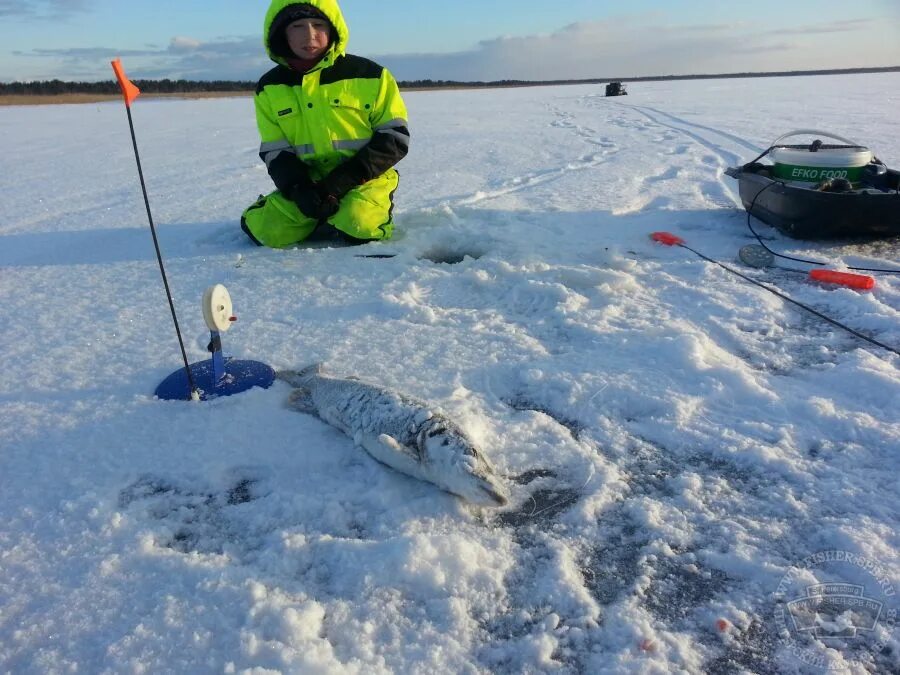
[418,417,509,507]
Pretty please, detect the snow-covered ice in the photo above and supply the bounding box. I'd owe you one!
[1,73,898,673]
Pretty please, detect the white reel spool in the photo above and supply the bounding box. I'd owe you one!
[202,284,234,332]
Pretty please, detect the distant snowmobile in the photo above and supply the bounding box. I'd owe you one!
[277,365,509,506]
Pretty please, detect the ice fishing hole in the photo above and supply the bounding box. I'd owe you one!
[418,246,485,265]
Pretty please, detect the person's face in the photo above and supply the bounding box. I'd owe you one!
[285,18,331,59]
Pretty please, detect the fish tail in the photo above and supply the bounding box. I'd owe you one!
[275,363,324,387]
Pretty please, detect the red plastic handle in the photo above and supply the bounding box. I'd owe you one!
[651,232,685,246]
[808,269,876,290]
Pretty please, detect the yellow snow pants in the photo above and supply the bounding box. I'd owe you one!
[240,170,398,249]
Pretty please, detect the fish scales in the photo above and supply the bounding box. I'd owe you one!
[314,378,430,449]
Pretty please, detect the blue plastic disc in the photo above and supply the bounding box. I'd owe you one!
[155,358,275,401]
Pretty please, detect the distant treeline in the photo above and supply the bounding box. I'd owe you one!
[1,66,898,96]
[0,78,253,96]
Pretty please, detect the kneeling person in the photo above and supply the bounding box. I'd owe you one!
[242,0,409,248]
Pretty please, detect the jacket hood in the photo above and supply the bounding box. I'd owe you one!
[264,0,349,67]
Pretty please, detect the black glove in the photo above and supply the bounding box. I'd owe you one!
[318,168,360,203]
[289,183,334,220]
[316,192,340,219]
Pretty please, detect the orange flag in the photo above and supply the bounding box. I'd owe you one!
[111,58,141,107]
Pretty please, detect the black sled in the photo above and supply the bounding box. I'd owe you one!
[726,130,900,240]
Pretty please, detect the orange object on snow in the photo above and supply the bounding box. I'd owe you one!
[111,58,141,107]
[651,232,685,246]
[808,269,876,291]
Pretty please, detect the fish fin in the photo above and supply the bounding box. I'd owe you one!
[276,364,324,388]
[286,388,316,413]
[358,434,424,480]
[377,434,420,461]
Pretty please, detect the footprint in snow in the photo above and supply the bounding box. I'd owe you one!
[118,467,272,555]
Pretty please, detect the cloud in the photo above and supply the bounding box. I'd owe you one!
[765,19,875,36]
[657,22,751,34]
[11,36,271,81]
[374,16,897,82]
[730,42,797,56]
[148,37,269,80]
[0,0,89,18]
[16,47,160,59]
[169,37,204,52]
[5,14,898,82]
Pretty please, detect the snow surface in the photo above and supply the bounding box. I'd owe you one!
[1,73,898,674]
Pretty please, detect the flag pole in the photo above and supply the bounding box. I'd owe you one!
[112,58,200,401]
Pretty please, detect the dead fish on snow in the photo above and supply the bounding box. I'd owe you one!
[277,365,508,507]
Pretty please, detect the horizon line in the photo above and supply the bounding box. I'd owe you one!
[1,65,898,88]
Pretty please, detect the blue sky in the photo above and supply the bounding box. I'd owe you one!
[1,0,898,82]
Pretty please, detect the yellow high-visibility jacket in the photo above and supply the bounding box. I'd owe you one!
[256,0,409,194]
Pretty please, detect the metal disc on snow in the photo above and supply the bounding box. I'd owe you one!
[738,244,775,269]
